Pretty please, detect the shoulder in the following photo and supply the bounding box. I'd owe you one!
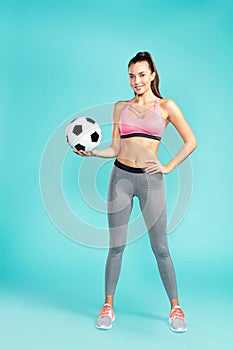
[158,98,180,121]
[160,97,183,112]
[113,100,128,115]
[158,97,175,109]
[160,98,190,128]
[114,100,128,109]
[112,100,128,122]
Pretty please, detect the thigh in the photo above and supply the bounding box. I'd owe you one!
[137,172,167,233]
[107,166,134,248]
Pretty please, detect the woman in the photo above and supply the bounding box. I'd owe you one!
[74,51,197,332]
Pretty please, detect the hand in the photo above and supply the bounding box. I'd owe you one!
[144,159,169,174]
[73,149,95,157]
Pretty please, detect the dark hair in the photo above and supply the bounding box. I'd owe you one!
[128,51,163,99]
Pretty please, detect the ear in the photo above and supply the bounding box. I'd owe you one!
[151,71,156,81]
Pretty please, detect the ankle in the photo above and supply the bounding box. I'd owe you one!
[105,295,114,308]
[170,300,179,309]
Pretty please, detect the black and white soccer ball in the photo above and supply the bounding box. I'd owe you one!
[65,116,102,152]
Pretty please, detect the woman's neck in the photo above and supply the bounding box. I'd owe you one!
[134,92,156,106]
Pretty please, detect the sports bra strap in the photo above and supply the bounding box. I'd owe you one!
[154,97,160,111]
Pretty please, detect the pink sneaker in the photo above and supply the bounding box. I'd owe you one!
[169,305,188,332]
[96,303,115,330]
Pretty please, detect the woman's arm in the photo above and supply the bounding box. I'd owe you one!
[73,102,122,158]
[163,99,198,173]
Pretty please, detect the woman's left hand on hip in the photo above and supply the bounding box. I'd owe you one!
[144,160,169,174]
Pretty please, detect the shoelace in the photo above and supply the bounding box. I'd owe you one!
[98,305,113,318]
[170,307,185,320]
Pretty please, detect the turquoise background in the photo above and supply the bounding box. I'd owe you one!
[1,0,233,349]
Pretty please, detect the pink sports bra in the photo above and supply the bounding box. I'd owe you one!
[119,98,165,141]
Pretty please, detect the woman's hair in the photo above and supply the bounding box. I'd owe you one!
[128,51,163,99]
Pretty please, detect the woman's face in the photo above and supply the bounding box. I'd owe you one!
[128,61,155,95]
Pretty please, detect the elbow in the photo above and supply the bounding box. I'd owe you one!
[193,138,198,150]
[185,139,198,153]
[111,142,121,157]
[191,140,198,151]
[114,149,121,157]
[111,146,121,157]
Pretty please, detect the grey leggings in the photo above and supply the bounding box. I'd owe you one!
[105,159,178,301]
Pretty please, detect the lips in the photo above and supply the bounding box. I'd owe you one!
[135,85,143,89]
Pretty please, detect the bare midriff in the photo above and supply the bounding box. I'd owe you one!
[116,136,160,168]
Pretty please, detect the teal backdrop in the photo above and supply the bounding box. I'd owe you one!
[1,1,232,349]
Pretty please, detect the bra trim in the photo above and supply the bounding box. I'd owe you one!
[120,133,161,141]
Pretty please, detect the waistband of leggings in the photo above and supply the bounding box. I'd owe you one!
[114,159,147,173]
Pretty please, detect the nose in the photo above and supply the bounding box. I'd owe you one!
[135,76,141,84]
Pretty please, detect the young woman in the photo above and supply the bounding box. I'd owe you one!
[74,51,197,332]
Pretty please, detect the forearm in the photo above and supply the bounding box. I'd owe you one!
[165,142,197,173]
[92,146,118,158]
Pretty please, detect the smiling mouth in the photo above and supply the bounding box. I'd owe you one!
[135,86,143,89]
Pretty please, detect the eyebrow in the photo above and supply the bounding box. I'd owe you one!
[128,71,146,76]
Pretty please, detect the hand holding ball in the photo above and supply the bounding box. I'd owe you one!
[65,117,102,156]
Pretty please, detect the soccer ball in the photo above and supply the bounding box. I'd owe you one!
[65,116,102,152]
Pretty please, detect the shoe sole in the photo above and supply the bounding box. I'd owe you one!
[96,324,112,330]
[170,326,188,333]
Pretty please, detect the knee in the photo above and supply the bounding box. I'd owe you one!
[109,245,126,256]
[152,244,170,259]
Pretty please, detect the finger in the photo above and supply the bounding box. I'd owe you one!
[146,170,160,174]
[145,160,157,163]
[145,168,155,173]
[145,165,158,170]
[73,150,83,156]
